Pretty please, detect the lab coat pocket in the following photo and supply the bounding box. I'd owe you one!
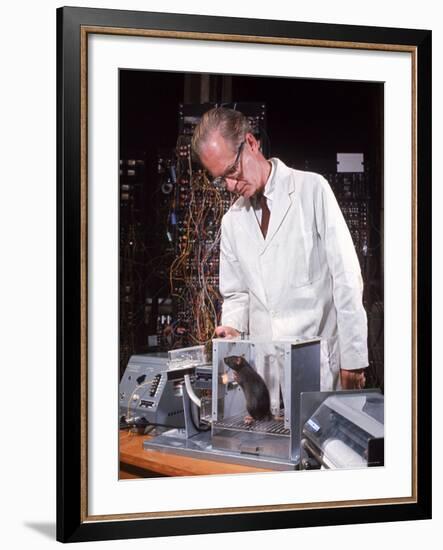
[289,230,322,288]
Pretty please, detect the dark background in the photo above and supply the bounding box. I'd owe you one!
[120,70,383,171]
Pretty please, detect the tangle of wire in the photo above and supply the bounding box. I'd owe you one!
[169,143,234,349]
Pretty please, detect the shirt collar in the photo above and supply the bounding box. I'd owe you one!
[251,159,276,209]
[263,158,276,200]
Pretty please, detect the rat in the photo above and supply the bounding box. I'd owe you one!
[223,355,272,423]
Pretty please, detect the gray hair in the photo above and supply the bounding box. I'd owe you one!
[191,107,251,160]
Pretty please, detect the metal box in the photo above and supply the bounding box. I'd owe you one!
[211,338,321,463]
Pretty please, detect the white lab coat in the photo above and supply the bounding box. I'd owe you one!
[219,158,368,407]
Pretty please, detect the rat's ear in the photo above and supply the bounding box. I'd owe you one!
[235,357,242,366]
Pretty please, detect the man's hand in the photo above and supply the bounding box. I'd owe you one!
[215,325,240,338]
[340,368,366,390]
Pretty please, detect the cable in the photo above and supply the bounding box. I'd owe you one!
[184,374,201,408]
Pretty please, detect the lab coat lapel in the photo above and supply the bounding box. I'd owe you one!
[233,197,263,243]
[234,198,269,307]
[261,163,295,254]
[228,162,296,308]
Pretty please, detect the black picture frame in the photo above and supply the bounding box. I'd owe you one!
[56,6,432,543]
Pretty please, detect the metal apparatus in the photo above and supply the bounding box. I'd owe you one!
[210,337,321,464]
[119,349,211,431]
[299,390,384,469]
[142,337,322,469]
[121,341,384,471]
[119,353,182,429]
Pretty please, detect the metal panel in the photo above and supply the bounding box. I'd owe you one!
[285,340,321,461]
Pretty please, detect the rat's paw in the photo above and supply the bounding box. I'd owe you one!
[243,415,254,426]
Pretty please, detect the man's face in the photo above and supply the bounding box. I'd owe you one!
[199,131,264,198]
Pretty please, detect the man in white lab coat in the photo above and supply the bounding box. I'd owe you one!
[192,107,368,403]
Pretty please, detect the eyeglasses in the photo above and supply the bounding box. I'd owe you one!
[212,140,246,189]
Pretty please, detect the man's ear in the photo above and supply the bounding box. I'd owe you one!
[246,132,260,153]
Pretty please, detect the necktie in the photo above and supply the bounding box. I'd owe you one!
[260,194,270,238]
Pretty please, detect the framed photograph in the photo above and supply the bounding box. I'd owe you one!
[57,6,431,543]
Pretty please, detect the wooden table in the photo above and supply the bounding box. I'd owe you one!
[119,430,272,478]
